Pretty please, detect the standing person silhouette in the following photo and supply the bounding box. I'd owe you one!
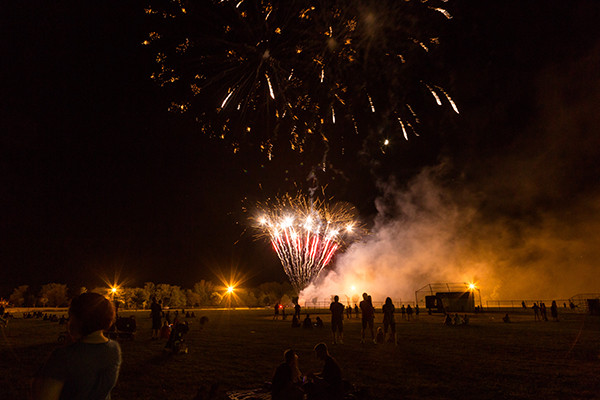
[532,303,540,321]
[382,297,396,344]
[33,292,121,400]
[150,297,162,340]
[550,300,559,321]
[540,302,548,321]
[329,295,345,344]
[359,293,375,343]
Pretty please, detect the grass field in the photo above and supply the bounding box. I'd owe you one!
[1,308,599,399]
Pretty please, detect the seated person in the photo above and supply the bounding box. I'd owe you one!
[375,327,385,344]
[271,349,304,400]
[453,313,461,326]
[305,343,342,400]
[443,314,453,326]
[314,316,324,328]
[502,313,511,323]
[303,314,313,329]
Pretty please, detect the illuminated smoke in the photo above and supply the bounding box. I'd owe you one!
[302,32,600,305]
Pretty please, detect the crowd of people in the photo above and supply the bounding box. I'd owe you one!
[20,291,571,400]
[288,293,423,345]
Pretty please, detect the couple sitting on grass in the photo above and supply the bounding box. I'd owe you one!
[271,343,343,400]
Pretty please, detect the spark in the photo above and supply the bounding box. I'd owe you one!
[221,89,235,109]
[429,7,453,19]
[425,83,442,105]
[398,118,408,140]
[435,85,460,114]
[265,73,275,99]
[367,94,375,112]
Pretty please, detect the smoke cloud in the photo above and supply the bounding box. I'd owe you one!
[302,44,600,304]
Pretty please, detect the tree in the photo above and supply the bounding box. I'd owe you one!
[142,282,156,304]
[9,285,29,306]
[39,283,69,307]
[192,280,216,306]
[130,288,146,309]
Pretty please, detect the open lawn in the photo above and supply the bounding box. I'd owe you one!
[1,309,599,399]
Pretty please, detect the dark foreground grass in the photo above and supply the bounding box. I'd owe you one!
[1,309,599,399]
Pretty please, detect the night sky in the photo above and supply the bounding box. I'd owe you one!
[2,1,599,297]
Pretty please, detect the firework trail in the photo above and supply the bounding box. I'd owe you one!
[253,193,362,292]
[144,0,458,161]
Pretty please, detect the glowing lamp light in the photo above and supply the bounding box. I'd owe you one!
[227,286,235,294]
[111,287,118,294]
[468,283,477,290]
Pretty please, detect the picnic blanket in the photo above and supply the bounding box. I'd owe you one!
[226,388,271,400]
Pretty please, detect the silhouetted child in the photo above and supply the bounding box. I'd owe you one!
[315,316,324,328]
[502,313,511,323]
[160,321,171,339]
[375,327,385,344]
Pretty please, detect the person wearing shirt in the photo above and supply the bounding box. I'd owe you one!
[33,292,121,400]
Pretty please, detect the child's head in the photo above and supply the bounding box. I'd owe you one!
[69,292,115,338]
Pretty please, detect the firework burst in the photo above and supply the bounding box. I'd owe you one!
[253,193,362,292]
[145,0,458,161]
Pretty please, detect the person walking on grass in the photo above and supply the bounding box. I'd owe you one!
[330,295,345,344]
